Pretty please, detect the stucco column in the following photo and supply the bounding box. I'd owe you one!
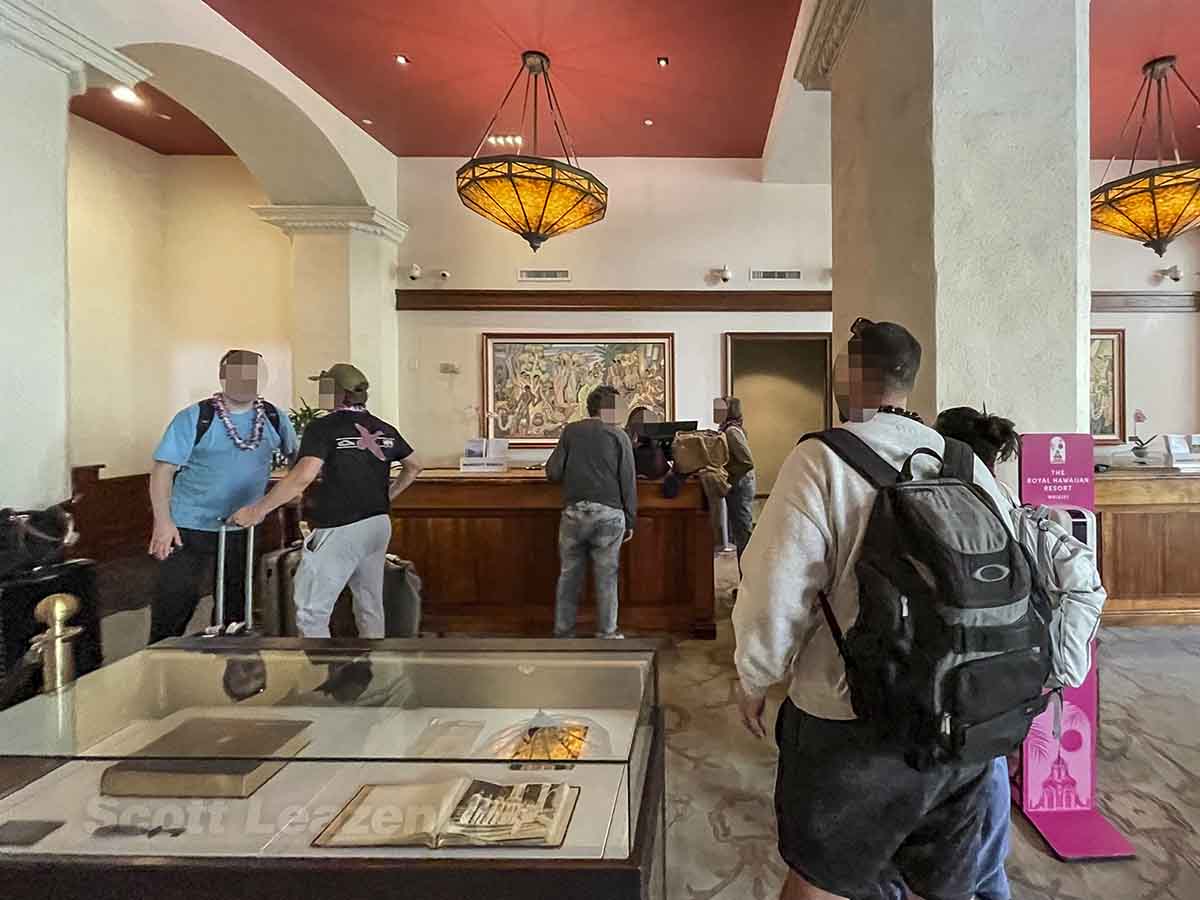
[0,1,148,506]
[253,206,407,424]
[827,0,1090,431]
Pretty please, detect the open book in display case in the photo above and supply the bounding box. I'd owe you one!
[0,636,667,900]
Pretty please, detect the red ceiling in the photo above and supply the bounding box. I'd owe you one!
[1091,0,1200,160]
[70,83,232,155]
[73,1,1200,163]
[199,0,804,157]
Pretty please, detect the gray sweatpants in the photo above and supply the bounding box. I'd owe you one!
[293,514,392,639]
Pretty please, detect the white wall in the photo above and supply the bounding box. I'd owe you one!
[0,41,73,506]
[67,116,292,477]
[395,310,832,466]
[1092,312,1200,444]
[397,158,832,291]
[159,155,292,415]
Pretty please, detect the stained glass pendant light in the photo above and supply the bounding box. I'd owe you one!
[457,51,607,251]
[1091,55,1200,256]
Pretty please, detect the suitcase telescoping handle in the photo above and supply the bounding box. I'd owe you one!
[212,521,254,635]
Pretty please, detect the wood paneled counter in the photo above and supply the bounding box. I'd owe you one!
[1097,469,1200,624]
[389,469,716,638]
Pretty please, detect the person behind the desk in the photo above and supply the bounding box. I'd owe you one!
[626,405,669,480]
[547,385,637,638]
[715,396,756,567]
[231,363,423,638]
[147,349,298,642]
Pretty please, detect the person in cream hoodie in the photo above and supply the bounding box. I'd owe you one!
[733,319,1014,900]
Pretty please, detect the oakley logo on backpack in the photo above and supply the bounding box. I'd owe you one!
[972,564,1011,583]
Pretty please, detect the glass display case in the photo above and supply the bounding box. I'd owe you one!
[0,637,666,900]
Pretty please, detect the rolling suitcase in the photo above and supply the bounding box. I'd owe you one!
[256,541,303,637]
[382,555,422,637]
[326,556,422,638]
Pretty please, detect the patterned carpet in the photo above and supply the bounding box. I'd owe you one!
[660,570,1200,900]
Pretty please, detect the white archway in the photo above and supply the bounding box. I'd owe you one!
[121,42,366,206]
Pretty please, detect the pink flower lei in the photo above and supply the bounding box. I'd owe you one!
[211,393,267,451]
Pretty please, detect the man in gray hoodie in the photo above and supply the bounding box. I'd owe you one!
[546,385,637,638]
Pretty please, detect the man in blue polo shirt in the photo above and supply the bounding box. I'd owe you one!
[147,349,297,641]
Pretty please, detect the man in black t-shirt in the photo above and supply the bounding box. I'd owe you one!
[231,364,422,637]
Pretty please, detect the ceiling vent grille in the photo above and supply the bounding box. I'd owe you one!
[518,268,572,283]
[749,268,803,282]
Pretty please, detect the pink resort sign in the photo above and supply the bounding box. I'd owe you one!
[1017,432,1134,862]
[1019,433,1095,510]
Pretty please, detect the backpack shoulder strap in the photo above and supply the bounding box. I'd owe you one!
[193,399,216,447]
[941,437,975,483]
[800,429,899,489]
[262,400,282,438]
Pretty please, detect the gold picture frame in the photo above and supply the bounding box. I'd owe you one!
[1090,329,1127,445]
[482,333,675,447]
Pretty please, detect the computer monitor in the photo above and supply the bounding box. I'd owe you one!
[639,421,699,443]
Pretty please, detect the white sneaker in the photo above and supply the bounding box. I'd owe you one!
[596,631,625,639]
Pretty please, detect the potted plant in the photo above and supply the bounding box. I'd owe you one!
[1130,409,1157,461]
[270,399,325,470]
[289,398,325,438]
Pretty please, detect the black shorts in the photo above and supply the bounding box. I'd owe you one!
[774,698,988,900]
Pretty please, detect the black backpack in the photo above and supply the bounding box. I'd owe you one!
[803,429,1053,770]
[194,398,282,446]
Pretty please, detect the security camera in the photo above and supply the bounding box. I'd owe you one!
[408,263,422,281]
[1166,265,1182,282]
[439,270,451,280]
[719,265,733,283]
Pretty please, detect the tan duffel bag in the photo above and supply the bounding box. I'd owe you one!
[672,430,730,475]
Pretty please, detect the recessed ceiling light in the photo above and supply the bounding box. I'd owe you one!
[643,118,654,126]
[157,113,172,121]
[362,118,374,125]
[395,54,410,65]
[111,85,142,105]
[656,56,669,68]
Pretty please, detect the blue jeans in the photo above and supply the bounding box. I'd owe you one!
[727,471,756,562]
[882,757,1011,900]
[553,501,625,637]
[976,757,1013,900]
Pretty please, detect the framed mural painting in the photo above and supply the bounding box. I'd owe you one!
[1089,329,1126,445]
[482,334,675,447]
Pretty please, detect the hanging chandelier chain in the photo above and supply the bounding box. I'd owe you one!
[542,69,578,166]
[1102,74,1150,186]
[472,64,527,159]
[533,70,540,156]
[1128,77,1154,176]
[1173,66,1200,111]
[1156,77,1164,166]
[1164,79,1182,165]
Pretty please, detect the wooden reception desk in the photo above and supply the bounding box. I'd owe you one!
[1097,469,1200,625]
[389,469,716,638]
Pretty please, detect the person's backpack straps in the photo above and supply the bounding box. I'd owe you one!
[194,398,216,446]
[940,437,976,484]
[194,398,282,447]
[799,429,898,663]
[262,401,282,439]
[800,429,900,489]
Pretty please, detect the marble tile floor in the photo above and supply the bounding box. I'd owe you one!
[661,559,1200,899]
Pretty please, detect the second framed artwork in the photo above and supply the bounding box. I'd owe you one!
[482,333,675,446]
[1090,328,1126,445]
